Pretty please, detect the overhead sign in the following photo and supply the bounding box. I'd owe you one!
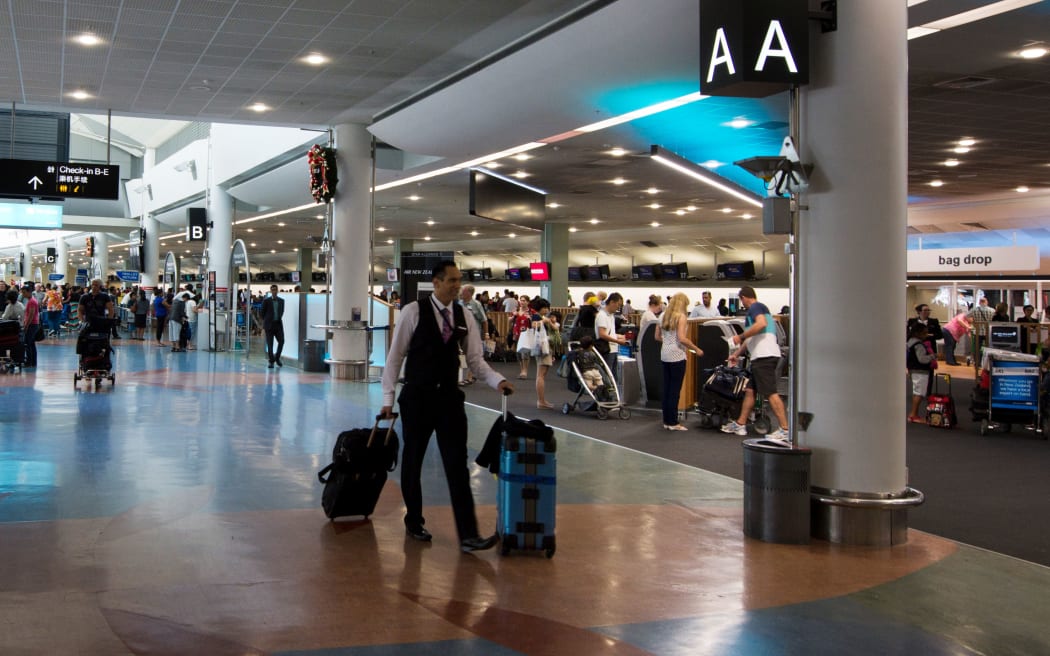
[907,246,1039,273]
[116,270,141,283]
[187,207,207,242]
[46,247,56,263]
[0,202,62,229]
[699,0,809,97]
[48,273,64,281]
[0,159,120,200]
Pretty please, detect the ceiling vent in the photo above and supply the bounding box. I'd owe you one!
[933,76,998,89]
[639,240,659,248]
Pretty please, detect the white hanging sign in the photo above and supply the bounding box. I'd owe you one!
[907,246,1039,273]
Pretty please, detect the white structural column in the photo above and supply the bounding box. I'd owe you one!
[540,223,569,305]
[55,236,68,284]
[798,2,914,544]
[93,232,109,280]
[207,186,233,300]
[329,123,373,379]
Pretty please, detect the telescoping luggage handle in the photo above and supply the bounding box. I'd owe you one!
[501,388,512,421]
[932,373,952,396]
[369,412,399,448]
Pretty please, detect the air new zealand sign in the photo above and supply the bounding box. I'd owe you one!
[700,0,809,97]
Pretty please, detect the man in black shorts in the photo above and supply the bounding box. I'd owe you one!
[720,286,790,443]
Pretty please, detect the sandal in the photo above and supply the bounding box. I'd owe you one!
[664,424,688,431]
[517,374,528,379]
[907,416,925,424]
[537,402,554,409]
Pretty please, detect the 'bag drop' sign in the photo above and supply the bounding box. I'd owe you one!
[699,0,809,97]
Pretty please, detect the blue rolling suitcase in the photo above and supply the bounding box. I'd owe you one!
[496,395,557,557]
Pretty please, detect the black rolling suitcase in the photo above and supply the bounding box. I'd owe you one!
[317,414,400,520]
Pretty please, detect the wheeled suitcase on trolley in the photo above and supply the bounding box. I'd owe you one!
[317,414,400,520]
[495,395,557,557]
[926,373,957,429]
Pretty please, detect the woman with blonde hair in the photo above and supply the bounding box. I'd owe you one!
[656,292,702,431]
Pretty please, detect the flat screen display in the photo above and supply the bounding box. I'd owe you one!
[529,261,551,281]
[989,323,1021,350]
[660,262,689,280]
[587,264,610,281]
[717,261,755,280]
[0,202,62,229]
[506,267,523,281]
[386,267,399,282]
[567,266,583,281]
[632,265,658,281]
[291,271,301,283]
[469,169,546,225]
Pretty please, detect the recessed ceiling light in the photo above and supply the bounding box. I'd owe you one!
[75,32,101,46]
[929,180,944,187]
[721,207,733,213]
[377,226,386,232]
[425,220,436,226]
[423,236,431,241]
[646,187,660,195]
[547,202,561,208]
[315,214,323,219]
[277,222,286,227]
[68,89,91,100]
[250,243,257,247]
[675,209,686,216]
[408,195,421,201]
[943,159,960,167]
[648,203,661,209]
[958,137,977,146]
[386,239,394,244]
[650,221,661,228]
[953,146,971,154]
[302,52,328,65]
[248,102,269,112]
[513,153,532,161]
[184,249,190,253]
[277,240,284,244]
[270,249,276,253]
[608,147,627,157]
[725,118,754,129]
[508,233,517,238]
[589,218,600,225]
[569,227,578,233]
[1016,185,1030,193]
[1019,47,1048,59]
[470,231,480,237]
[246,228,254,232]
[685,205,697,212]
[512,171,530,179]
[611,177,626,185]
[742,213,753,219]
[702,160,724,169]
[483,161,501,168]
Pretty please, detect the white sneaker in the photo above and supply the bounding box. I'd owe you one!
[765,429,791,446]
[721,420,747,436]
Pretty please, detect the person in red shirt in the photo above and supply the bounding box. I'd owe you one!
[20,285,41,368]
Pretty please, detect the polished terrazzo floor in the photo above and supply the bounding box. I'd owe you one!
[1,338,1048,655]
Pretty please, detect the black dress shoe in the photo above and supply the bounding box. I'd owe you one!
[459,534,499,553]
[276,358,283,367]
[267,361,274,369]
[406,526,432,542]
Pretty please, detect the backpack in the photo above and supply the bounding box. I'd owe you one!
[170,297,186,323]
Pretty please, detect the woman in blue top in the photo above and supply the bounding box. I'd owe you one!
[152,290,170,345]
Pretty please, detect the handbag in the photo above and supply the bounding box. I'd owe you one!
[703,365,751,401]
[516,326,534,353]
[531,325,549,357]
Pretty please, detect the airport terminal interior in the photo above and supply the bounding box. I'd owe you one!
[2,1,1050,654]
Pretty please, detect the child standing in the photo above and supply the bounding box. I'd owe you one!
[907,324,934,423]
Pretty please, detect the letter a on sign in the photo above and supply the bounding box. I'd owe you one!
[706,28,736,83]
[754,20,798,73]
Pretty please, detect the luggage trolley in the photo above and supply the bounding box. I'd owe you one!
[560,342,631,420]
[0,319,23,373]
[976,347,1042,436]
[75,317,116,388]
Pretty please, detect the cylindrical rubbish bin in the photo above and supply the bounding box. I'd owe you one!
[742,438,811,544]
[301,339,328,372]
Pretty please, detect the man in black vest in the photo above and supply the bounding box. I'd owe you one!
[261,284,284,368]
[381,261,513,552]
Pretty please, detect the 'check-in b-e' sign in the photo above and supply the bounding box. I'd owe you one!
[0,158,121,200]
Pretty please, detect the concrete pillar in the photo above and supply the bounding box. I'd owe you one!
[330,123,373,379]
[56,236,68,284]
[93,232,109,281]
[540,222,569,305]
[798,1,916,545]
[207,186,233,299]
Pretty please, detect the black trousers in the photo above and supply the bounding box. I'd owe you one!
[397,384,480,541]
[265,321,284,361]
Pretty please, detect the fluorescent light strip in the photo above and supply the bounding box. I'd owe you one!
[234,202,317,226]
[908,0,1043,39]
[651,149,763,209]
[471,167,547,195]
[373,143,546,192]
[576,92,707,133]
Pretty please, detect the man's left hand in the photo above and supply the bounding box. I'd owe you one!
[731,335,743,346]
[498,381,514,395]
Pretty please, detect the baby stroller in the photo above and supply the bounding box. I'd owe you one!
[0,319,23,373]
[560,342,631,420]
[696,363,772,434]
[75,317,116,388]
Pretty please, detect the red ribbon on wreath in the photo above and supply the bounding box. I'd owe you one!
[308,144,338,204]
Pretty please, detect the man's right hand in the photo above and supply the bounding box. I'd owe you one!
[380,405,396,419]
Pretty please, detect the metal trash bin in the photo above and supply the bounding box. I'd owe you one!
[742,438,811,544]
[301,339,328,372]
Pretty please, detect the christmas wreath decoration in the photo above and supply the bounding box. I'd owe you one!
[308,144,338,203]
